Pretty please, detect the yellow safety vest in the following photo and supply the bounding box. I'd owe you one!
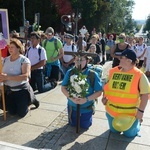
[104,66,142,117]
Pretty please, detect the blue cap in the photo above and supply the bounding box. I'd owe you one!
[121,49,137,62]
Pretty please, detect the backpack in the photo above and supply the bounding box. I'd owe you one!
[87,64,103,79]
[43,37,58,52]
[26,46,42,61]
[43,37,61,58]
[63,42,75,52]
[71,43,75,51]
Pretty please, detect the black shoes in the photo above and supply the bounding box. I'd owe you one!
[33,99,40,108]
[48,78,57,89]
[51,80,57,89]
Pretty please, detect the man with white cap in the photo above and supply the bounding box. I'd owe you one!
[60,33,77,74]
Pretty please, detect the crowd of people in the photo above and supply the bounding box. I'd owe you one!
[0,25,150,138]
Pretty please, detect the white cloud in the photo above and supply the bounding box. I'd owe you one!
[132,0,150,20]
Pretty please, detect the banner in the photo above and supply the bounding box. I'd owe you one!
[0,9,10,44]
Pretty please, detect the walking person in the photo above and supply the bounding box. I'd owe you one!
[105,34,115,61]
[98,32,106,65]
[127,36,137,52]
[111,33,130,67]
[102,49,150,137]
[61,54,102,129]
[135,36,147,69]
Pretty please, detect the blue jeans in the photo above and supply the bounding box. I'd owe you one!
[30,69,52,93]
[45,63,60,81]
[68,106,93,129]
[106,113,140,138]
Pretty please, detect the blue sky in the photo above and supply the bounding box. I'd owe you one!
[132,0,150,20]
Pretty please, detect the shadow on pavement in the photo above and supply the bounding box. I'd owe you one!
[0,112,19,129]
[66,130,135,150]
[24,124,84,149]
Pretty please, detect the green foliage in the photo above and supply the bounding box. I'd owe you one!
[0,0,137,35]
[136,25,142,32]
[33,23,41,31]
[144,15,150,32]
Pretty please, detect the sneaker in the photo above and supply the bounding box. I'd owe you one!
[33,99,40,108]
[51,80,57,89]
[48,78,57,89]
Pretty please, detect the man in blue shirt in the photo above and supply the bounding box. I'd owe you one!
[61,55,103,129]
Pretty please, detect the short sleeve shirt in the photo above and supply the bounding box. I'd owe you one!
[42,37,63,63]
[2,55,30,87]
[25,44,47,69]
[62,67,102,113]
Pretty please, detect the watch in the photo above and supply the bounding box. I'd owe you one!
[138,108,144,113]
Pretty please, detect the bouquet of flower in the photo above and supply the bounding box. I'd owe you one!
[67,70,89,98]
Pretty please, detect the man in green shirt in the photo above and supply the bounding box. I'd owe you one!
[42,27,64,85]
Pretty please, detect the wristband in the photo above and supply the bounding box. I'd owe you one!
[138,108,144,113]
[86,97,89,102]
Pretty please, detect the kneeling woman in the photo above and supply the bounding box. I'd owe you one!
[0,38,39,117]
[61,54,103,129]
[102,49,150,137]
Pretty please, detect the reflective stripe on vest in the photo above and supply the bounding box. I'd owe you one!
[106,100,138,117]
[104,66,142,117]
[105,91,138,99]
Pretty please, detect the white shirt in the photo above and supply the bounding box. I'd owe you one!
[25,44,47,69]
[82,40,87,47]
[63,43,77,62]
[136,43,147,60]
[3,55,30,88]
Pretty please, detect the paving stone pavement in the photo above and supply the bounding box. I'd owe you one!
[0,61,150,150]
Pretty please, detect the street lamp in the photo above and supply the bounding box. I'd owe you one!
[72,12,81,35]
[61,15,72,32]
[61,11,81,35]
[22,0,26,26]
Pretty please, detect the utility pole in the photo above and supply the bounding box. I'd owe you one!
[22,0,26,26]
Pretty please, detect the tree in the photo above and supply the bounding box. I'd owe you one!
[0,0,137,35]
[144,15,150,32]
